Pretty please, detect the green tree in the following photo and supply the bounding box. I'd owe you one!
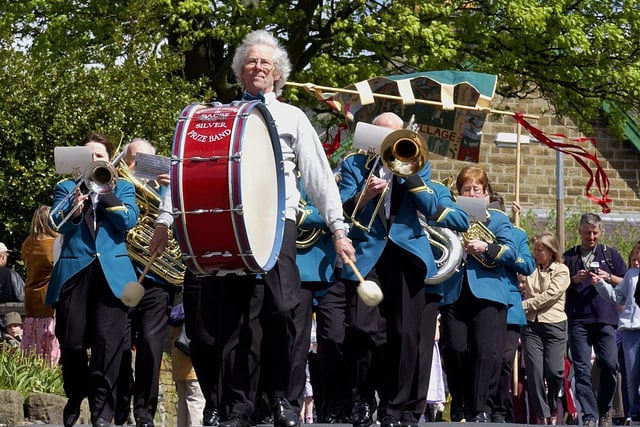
[1,0,640,264]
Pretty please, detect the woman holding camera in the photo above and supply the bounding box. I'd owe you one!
[521,231,570,425]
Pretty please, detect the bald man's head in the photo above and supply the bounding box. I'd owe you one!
[372,112,404,130]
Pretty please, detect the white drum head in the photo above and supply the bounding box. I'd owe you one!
[237,109,281,269]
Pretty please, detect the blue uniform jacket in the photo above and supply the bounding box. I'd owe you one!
[46,177,139,305]
[425,180,470,297]
[339,154,438,282]
[504,226,535,326]
[296,192,336,284]
[440,208,517,306]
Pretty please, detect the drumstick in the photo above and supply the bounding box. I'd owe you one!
[345,259,366,282]
[137,251,160,283]
[345,259,384,307]
[121,252,159,307]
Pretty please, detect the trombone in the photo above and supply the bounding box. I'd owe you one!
[50,160,119,231]
[349,123,429,232]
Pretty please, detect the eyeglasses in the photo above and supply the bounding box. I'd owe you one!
[244,57,274,71]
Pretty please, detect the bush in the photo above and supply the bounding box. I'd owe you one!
[0,345,64,397]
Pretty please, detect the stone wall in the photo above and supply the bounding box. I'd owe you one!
[428,94,640,218]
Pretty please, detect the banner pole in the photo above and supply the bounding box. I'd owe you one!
[286,81,540,120]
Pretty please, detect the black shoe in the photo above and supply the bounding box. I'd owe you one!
[491,414,506,423]
[135,417,154,427]
[204,408,221,426]
[322,400,344,423]
[380,415,402,427]
[351,401,373,427]
[63,399,82,427]
[115,408,131,426]
[272,398,300,427]
[93,418,111,427]
[450,404,465,422]
[220,413,252,427]
[469,412,489,423]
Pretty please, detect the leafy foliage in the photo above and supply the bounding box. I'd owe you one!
[0,346,63,397]
[1,0,640,265]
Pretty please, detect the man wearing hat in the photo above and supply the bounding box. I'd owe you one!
[0,242,25,303]
[2,311,23,348]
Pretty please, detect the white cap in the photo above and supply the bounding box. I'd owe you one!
[0,242,10,253]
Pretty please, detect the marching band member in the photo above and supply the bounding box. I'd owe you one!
[114,138,177,427]
[438,165,517,423]
[293,177,350,424]
[339,112,441,427]
[150,29,355,427]
[416,179,470,420]
[484,192,535,422]
[47,132,139,427]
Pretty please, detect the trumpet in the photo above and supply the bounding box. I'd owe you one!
[50,160,118,230]
[348,122,429,232]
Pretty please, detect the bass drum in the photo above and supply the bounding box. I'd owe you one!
[171,101,286,275]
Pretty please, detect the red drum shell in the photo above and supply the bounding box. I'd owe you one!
[171,101,285,275]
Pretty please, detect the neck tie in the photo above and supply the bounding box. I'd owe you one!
[241,91,265,103]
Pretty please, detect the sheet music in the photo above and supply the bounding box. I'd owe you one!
[455,196,487,223]
[54,146,93,176]
[134,153,171,180]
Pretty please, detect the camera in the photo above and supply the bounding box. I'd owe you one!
[589,261,600,274]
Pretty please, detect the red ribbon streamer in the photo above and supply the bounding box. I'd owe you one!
[514,113,611,213]
[322,123,348,157]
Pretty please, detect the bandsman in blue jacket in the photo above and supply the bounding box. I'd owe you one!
[484,194,536,422]
[47,132,140,427]
[339,112,441,427]
[438,165,518,423]
[416,178,470,420]
[293,180,348,423]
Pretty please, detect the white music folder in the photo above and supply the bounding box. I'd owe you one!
[455,196,488,223]
[54,146,93,176]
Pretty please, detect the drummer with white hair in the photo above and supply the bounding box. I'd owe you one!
[150,29,355,427]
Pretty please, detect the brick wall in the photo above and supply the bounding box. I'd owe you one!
[428,94,640,217]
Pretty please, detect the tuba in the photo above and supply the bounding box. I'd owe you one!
[117,162,186,286]
[462,220,498,268]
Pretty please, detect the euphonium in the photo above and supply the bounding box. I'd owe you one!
[295,200,325,249]
[117,162,186,286]
[417,212,464,285]
[462,220,498,268]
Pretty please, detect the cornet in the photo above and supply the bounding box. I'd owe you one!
[348,122,429,232]
[50,160,118,230]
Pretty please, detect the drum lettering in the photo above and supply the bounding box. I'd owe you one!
[187,130,208,142]
[195,122,228,129]
[209,129,232,142]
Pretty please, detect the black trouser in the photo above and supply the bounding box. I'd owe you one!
[185,220,301,419]
[415,294,442,420]
[440,279,506,418]
[260,220,304,406]
[315,280,349,419]
[55,261,129,423]
[486,321,520,418]
[344,241,430,422]
[115,281,173,421]
[184,269,262,420]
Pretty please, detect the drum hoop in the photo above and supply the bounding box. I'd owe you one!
[172,103,203,274]
[229,101,285,272]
